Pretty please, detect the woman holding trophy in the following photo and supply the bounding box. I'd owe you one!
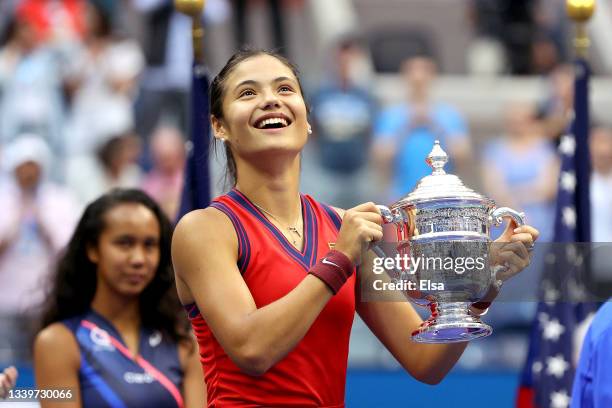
[172,49,539,406]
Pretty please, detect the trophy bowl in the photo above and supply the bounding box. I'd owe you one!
[376,141,524,343]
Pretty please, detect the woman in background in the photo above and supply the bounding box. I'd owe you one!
[34,189,204,408]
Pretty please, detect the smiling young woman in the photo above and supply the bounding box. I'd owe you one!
[172,49,540,407]
[34,189,205,408]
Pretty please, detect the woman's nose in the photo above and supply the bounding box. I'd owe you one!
[130,245,146,266]
[260,90,281,110]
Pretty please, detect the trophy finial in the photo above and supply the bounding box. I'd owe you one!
[566,0,595,57]
[426,140,448,175]
[566,0,596,22]
[174,0,206,63]
[175,0,205,17]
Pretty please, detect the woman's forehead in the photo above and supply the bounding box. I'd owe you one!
[226,54,297,87]
[103,203,159,231]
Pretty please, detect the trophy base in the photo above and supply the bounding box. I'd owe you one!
[411,302,493,343]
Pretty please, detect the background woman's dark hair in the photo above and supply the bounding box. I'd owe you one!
[210,48,309,188]
[40,188,189,343]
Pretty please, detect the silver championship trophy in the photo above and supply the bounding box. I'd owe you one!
[376,141,525,343]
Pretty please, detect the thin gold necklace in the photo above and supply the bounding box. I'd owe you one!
[252,200,303,245]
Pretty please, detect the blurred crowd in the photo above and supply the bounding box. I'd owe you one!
[0,0,611,373]
[468,0,571,75]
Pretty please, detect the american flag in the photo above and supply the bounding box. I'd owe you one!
[516,59,600,408]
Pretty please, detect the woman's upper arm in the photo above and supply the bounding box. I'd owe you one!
[171,208,259,354]
[34,323,81,408]
[178,338,206,408]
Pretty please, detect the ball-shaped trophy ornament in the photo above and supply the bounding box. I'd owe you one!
[566,0,596,22]
[175,0,205,16]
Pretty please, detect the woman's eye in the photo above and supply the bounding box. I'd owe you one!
[279,85,293,93]
[144,239,159,249]
[115,239,132,248]
[239,89,255,97]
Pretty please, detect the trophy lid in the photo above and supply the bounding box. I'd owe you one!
[393,141,491,207]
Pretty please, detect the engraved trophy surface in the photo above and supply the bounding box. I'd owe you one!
[377,141,525,343]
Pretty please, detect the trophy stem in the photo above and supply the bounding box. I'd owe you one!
[411,302,492,343]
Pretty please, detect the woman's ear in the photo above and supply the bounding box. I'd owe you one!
[86,244,99,264]
[211,115,227,141]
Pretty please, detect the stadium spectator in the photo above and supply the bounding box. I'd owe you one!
[0,135,80,360]
[131,0,229,142]
[306,35,376,208]
[141,125,186,220]
[479,102,559,325]
[64,0,144,156]
[481,102,559,242]
[538,63,574,143]
[372,55,471,201]
[66,131,142,206]
[231,0,286,53]
[132,0,192,141]
[0,10,67,162]
[10,0,86,44]
[469,0,537,74]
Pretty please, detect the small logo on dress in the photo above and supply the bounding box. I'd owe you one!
[149,331,162,347]
[328,242,336,250]
[124,371,154,384]
[90,327,115,351]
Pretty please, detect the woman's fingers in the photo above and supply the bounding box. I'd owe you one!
[503,240,530,260]
[336,204,385,264]
[0,377,10,398]
[352,202,382,215]
[353,210,384,224]
[496,224,540,247]
[514,225,540,241]
[510,232,534,245]
[497,249,530,278]
[359,221,384,243]
[5,367,17,387]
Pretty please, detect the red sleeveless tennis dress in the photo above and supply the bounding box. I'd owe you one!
[185,189,355,407]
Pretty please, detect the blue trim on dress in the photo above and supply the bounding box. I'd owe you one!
[80,352,128,408]
[320,203,342,232]
[182,303,200,319]
[228,189,315,271]
[210,201,251,274]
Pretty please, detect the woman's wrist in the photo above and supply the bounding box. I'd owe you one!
[470,279,502,314]
[308,250,354,294]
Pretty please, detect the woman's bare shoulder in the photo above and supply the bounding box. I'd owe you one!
[172,207,239,277]
[174,207,237,244]
[34,323,80,365]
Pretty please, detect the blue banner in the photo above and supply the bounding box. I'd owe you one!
[177,63,211,221]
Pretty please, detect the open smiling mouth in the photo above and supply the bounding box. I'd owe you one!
[254,116,292,130]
